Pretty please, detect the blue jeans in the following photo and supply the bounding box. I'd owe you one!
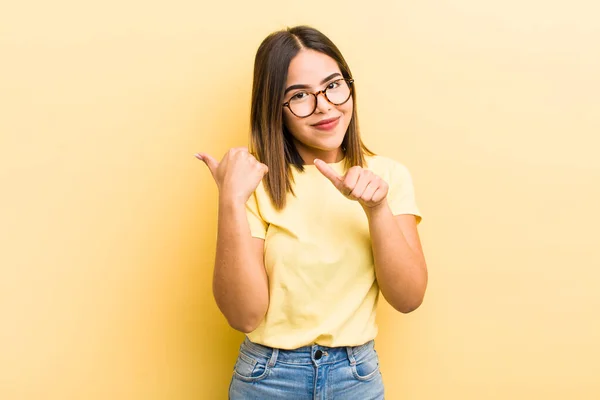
[228,337,385,399]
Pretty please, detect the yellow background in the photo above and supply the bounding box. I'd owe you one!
[1,1,599,399]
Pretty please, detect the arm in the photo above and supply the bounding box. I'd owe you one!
[213,199,269,333]
[365,203,428,313]
[313,158,428,313]
[195,148,270,333]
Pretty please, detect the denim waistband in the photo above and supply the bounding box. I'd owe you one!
[240,336,375,366]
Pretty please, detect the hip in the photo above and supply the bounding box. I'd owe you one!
[229,336,385,400]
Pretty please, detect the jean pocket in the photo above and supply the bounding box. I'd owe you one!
[233,350,271,382]
[351,352,381,381]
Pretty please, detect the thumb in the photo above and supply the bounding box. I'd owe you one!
[314,159,342,188]
[260,163,269,175]
[194,152,219,178]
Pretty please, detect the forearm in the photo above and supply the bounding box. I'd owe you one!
[213,198,269,332]
[366,201,427,313]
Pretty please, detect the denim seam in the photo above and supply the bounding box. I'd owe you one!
[241,346,270,360]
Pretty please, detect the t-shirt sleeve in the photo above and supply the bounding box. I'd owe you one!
[387,161,423,224]
[245,192,268,239]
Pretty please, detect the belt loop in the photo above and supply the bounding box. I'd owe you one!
[268,348,278,367]
[345,346,356,366]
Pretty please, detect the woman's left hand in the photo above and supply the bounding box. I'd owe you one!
[314,158,389,210]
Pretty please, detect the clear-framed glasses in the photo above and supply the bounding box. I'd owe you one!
[282,78,354,118]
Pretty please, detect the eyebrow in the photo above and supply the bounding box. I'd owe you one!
[284,73,342,95]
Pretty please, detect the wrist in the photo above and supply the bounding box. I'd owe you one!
[362,199,390,219]
[218,193,248,209]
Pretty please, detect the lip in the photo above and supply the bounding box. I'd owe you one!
[312,116,341,131]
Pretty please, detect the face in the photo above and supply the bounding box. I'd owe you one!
[282,49,353,164]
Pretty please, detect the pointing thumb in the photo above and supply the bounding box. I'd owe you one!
[194,153,219,178]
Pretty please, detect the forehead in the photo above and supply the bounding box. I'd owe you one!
[286,49,341,85]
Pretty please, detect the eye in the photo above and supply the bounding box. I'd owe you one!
[327,80,341,90]
[291,91,309,101]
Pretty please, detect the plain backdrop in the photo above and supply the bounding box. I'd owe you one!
[1,1,599,399]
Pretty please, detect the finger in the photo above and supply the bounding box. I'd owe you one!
[361,180,379,202]
[349,171,372,200]
[371,185,388,204]
[314,159,343,187]
[340,167,361,197]
[255,162,269,176]
[194,152,219,178]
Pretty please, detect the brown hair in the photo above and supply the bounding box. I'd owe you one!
[250,25,374,210]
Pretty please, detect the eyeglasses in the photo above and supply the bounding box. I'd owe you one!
[282,78,354,118]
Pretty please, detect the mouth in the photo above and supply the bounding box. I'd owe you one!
[311,116,341,131]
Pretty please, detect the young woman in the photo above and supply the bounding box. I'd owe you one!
[195,25,427,400]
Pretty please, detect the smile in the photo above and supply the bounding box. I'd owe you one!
[311,116,340,131]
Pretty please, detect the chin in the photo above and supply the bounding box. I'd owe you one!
[311,136,345,152]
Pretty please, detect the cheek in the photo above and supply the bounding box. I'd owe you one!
[341,99,354,116]
[283,111,305,138]
[338,101,353,129]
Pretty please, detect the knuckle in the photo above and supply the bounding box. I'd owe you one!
[227,149,239,159]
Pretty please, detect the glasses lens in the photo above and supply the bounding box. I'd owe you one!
[326,80,351,105]
[287,80,352,117]
[289,94,315,118]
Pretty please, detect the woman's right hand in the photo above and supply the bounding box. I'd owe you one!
[195,147,268,204]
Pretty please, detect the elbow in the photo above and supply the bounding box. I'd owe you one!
[225,304,268,333]
[388,286,427,314]
[229,322,255,334]
[395,297,424,314]
[228,316,263,334]
[396,266,428,314]
[213,286,269,334]
[383,292,424,314]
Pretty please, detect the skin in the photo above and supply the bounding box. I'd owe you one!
[195,148,269,332]
[284,50,428,313]
[282,49,353,164]
[196,49,428,332]
[314,161,428,313]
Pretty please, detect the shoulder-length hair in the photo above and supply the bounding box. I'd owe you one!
[250,25,374,210]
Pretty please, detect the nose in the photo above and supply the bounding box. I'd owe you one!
[314,91,332,114]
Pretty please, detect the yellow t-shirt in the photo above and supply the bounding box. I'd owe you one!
[245,154,421,349]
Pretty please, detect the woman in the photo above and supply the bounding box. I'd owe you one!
[195,25,427,400]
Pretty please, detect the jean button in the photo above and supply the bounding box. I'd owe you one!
[314,350,323,360]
